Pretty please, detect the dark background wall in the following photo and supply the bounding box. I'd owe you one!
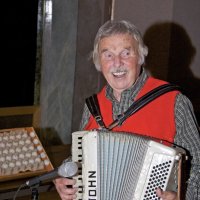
[1,1,38,107]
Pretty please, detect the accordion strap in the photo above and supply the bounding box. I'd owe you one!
[85,94,106,128]
[108,83,181,130]
[86,83,181,130]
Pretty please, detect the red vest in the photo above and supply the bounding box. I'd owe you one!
[84,77,179,143]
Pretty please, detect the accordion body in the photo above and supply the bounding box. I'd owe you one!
[72,130,183,200]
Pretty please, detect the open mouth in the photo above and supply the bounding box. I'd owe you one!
[112,71,127,78]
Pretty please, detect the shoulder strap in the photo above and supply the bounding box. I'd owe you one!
[86,83,181,130]
[85,94,106,128]
[108,83,181,130]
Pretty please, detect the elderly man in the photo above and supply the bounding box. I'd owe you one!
[55,20,200,200]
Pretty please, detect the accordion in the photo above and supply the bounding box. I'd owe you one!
[72,130,184,200]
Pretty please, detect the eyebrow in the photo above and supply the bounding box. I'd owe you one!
[100,46,132,54]
[100,48,109,54]
[123,47,132,51]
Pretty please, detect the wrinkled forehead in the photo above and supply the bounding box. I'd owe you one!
[99,33,138,52]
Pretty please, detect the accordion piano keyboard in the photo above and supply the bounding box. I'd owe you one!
[72,131,85,200]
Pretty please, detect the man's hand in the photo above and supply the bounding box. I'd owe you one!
[156,188,177,200]
[54,177,78,200]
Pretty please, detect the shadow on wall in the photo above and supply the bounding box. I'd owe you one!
[143,22,200,117]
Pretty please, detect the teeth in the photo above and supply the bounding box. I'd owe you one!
[113,71,126,76]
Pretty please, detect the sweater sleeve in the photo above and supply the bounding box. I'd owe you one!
[79,103,91,130]
[174,93,200,200]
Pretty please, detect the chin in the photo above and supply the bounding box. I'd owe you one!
[113,85,131,91]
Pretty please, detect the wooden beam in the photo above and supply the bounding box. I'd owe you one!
[0,106,39,116]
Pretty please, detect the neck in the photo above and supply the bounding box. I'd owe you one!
[113,90,122,102]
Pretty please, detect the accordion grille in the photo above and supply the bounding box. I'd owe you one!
[98,132,149,200]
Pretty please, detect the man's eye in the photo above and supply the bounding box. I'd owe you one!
[104,51,113,59]
[121,50,130,58]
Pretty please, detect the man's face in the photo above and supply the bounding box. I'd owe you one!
[99,33,141,98]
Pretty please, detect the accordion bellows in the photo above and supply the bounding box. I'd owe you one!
[72,130,183,200]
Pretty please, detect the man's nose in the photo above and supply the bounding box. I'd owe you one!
[114,55,121,67]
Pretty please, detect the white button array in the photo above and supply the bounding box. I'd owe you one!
[0,129,49,176]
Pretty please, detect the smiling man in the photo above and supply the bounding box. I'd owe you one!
[54,20,200,200]
[99,33,140,101]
